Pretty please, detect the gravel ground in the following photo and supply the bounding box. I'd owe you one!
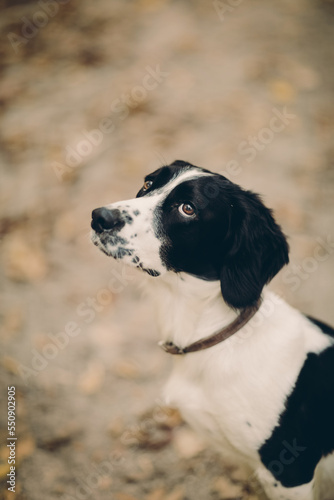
[0,1,334,499]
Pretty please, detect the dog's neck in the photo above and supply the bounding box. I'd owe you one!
[146,272,238,349]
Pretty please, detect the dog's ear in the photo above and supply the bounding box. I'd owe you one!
[219,190,289,309]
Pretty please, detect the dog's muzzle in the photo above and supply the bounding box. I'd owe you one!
[91,207,125,234]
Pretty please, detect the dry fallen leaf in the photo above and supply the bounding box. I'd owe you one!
[212,476,243,499]
[3,483,22,499]
[108,416,125,438]
[78,361,105,395]
[16,435,36,462]
[165,485,185,500]
[173,427,205,459]
[124,455,154,482]
[37,423,80,451]
[114,493,139,500]
[145,406,183,429]
[1,356,20,375]
[269,80,296,103]
[228,465,253,483]
[112,358,141,379]
[3,232,48,282]
[1,307,24,339]
[275,202,306,232]
[0,462,10,480]
[98,475,113,490]
[145,487,166,500]
[121,422,172,450]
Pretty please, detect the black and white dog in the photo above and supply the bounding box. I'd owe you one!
[91,161,334,500]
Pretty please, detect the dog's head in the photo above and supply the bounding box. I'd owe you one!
[91,160,289,308]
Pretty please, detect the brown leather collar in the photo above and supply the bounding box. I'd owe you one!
[158,304,259,355]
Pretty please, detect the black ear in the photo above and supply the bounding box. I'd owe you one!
[220,190,289,309]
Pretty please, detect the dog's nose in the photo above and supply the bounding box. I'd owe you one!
[91,207,124,233]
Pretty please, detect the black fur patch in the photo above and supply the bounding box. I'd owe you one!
[144,268,160,277]
[136,262,160,277]
[121,211,133,224]
[259,320,334,487]
[99,233,128,247]
[113,247,134,259]
[157,172,288,308]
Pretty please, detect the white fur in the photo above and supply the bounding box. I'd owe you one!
[144,273,334,500]
[92,167,334,500]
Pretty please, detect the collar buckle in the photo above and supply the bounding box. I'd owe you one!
[158,341,185,355]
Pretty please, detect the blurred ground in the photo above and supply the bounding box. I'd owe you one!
[0,0,334,499]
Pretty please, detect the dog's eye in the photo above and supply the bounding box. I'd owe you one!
[178,203,196,218]
[143,180,153,191]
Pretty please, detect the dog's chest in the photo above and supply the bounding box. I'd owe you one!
[150,279,332,465]
[163,354,276,463]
